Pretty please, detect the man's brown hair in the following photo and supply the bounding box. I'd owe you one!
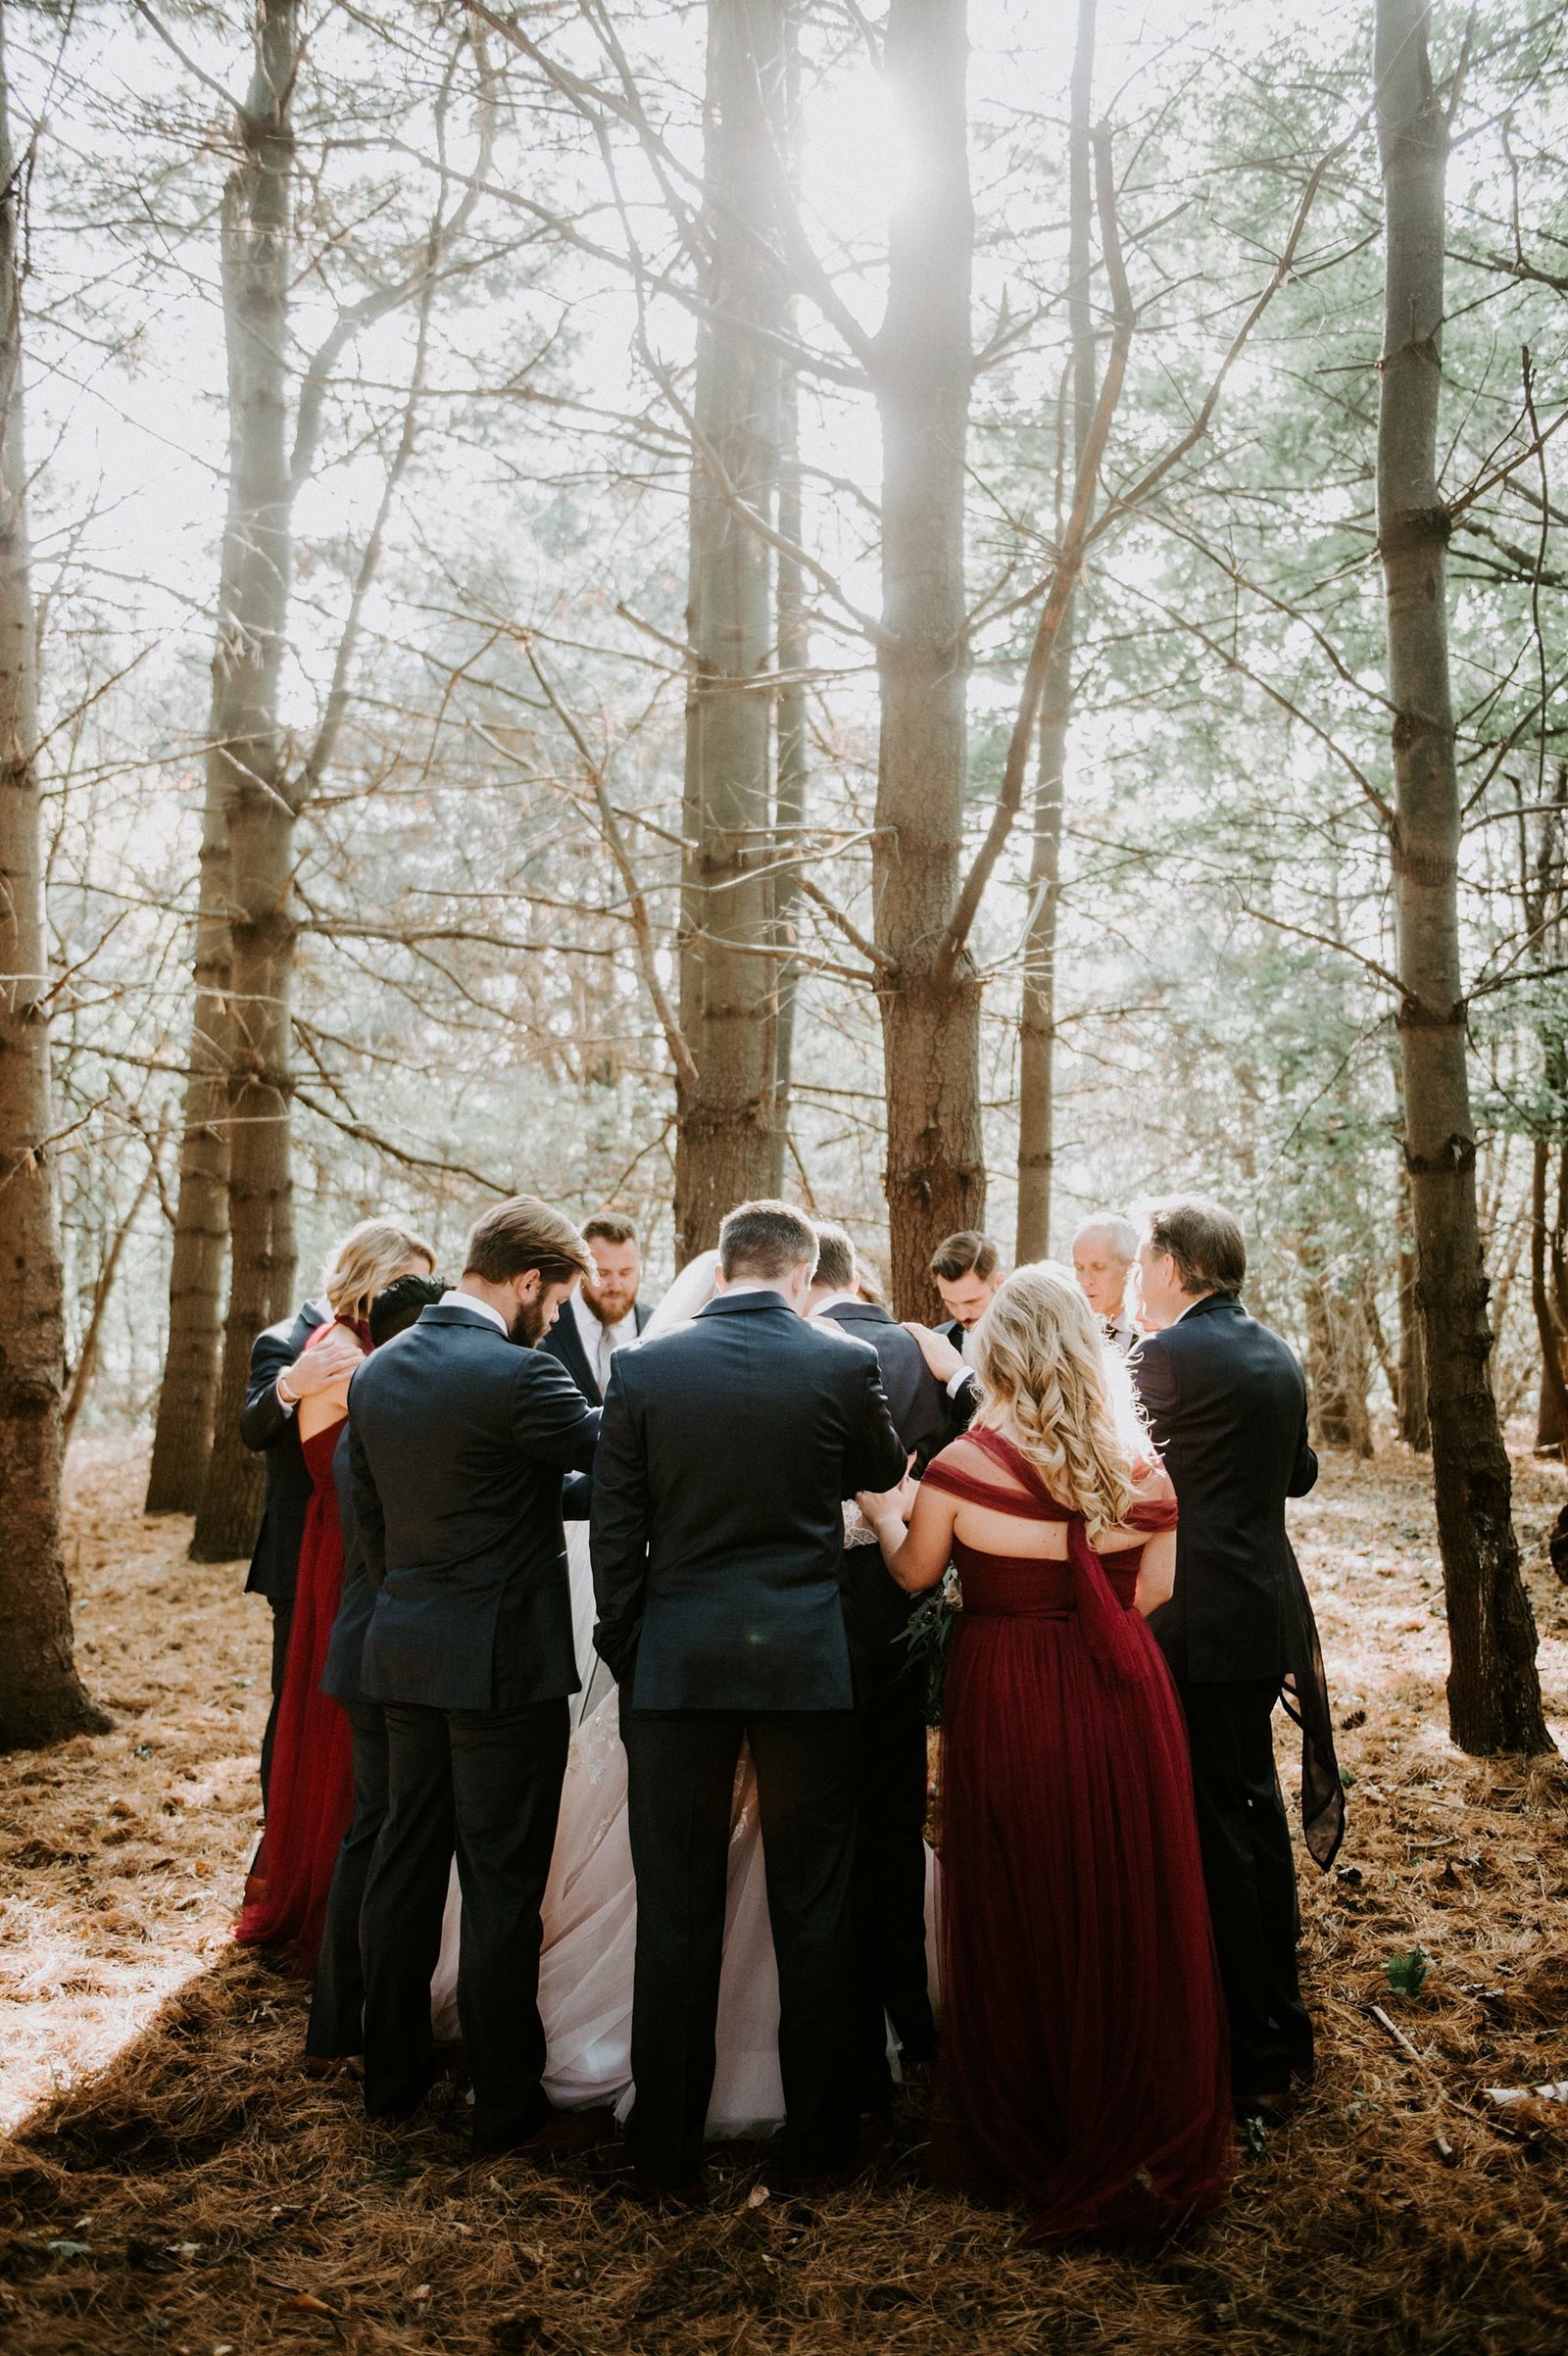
[1143,1196,1246,1299]
[583,1210,639,1248]
[930,1229,1000,1284]
[717,1199,817,1282]
[464,1195,592,1287]
[810,1222,857,1294]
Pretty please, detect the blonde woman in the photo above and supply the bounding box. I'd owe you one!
[236,1218,434,1965]
[859,1262,1231,2240]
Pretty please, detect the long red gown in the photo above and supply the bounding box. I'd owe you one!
[925,1427,1232,2239]
[235,1350,356,1968]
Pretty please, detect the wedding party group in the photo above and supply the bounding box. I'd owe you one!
[231,1186,1346,2242]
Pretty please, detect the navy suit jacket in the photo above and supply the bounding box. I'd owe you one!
[1132,1293,1319,1684]
[817,1299,949,1700]
[591,1291,906,1712]
[239,1301,326,1601]
[538,1297,652,1404]
[351,1302,600,1712]
[320,1425,372,1706]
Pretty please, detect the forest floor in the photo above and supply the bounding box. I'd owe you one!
[2,1439,1568,2355]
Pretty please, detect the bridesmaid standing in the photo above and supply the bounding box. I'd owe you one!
[861,1262,1232,2240]
[236,1224,433,1967]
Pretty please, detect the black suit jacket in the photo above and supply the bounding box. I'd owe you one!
[239,1301,327,1601]
[1132,1293,1319,1684]
[539,1298,652,1404]
[320,1425,372,1706]
[352,1302,601,1712]
[591,1291,906,1712]
[818,1301,949,1700]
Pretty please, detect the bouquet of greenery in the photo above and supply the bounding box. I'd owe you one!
[897,1568,961,1729]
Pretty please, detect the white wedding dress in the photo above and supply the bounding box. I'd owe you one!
[429,1250,939,2134]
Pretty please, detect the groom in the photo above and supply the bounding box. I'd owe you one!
[351,1196,604,2154]
[592,1200,906,2197]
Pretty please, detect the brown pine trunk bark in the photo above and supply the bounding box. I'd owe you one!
[1304,1271,1373,1457]
[1015,0,1095,1266]
[768,357,808,1199]
[0,11,109,1747]
[1531,1137,1568,1453]
[145,589,236,1511]
[191,0,302,1561]
[872,0,980,1316]
[672,0,784,1263]
[1376,0,1550,1752]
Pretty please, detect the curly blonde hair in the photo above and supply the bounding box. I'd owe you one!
[969,1260,1141,1543]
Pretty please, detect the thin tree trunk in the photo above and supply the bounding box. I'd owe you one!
[1303,1268,1373,1457]
[1395,1160,1430,1448]
[1530,1136,1568,1452]
[1375,0,1550,1752]
[672,0,784,1262]
[769,356,808,1197]
[872,0,980,1315]
[0,12,108,1746]
[144,571,236,1512]
[191,0,302,1560]
[1015,0,1095,1265]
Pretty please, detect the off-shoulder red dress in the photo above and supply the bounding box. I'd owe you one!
[235,1321,362,1967]
[923,1427,1232,2239]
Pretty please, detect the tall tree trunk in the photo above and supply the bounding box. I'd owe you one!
[144,614,235,1511]
[1303,1268,1373,1457]
[872,0,979,1315]
[1375,0,1550,1752]
[768,357,808,1197]
[1395,1158,1430,1448]
[1531,1136,1568,1453]
[671,0,784,1262]
[0,14,108,1747]
[1015,0,1095,1265]
[191,0,302,1560]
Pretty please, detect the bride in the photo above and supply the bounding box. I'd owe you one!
[431,1252,934,2133]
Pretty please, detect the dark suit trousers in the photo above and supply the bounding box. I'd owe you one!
[623,1707,858,2186]
[360,1697,569,2149]
[306,1700,387,2059]
[1173,1675,1313,2097]
[259,1597,294,1811]
[852,1692,934,2102]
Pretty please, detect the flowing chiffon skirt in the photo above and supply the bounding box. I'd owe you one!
[430,1521,940,2133]
[941,1563,1231,2235]
[926,1430,1231,2240]
[235,1420,354,1967]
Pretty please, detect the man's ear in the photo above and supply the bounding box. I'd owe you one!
[514,1267,543,1305]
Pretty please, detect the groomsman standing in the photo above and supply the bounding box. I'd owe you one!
[239,1217,433,1805]
[928,1231,1004,1353]
[1131,1197,1344,2121]
[540,1210,650,1402]
[593,1201,906,2198]
[350,1197,608,2156]
[1070,1212,1141,1354]
[807,1225,941,2108]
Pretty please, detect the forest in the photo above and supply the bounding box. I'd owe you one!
[0,0,1566,2348]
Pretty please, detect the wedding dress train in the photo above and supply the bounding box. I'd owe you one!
[431,1520,939,2132]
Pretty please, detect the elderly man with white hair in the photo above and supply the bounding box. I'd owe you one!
[1070,1212,1141,1354]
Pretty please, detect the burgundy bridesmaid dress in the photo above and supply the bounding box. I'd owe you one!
[235,1322,363,1967]
[925,1427,1233,2239]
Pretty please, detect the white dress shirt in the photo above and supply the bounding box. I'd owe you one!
[441,1286,510,1337]
[570,1287,638,1395]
